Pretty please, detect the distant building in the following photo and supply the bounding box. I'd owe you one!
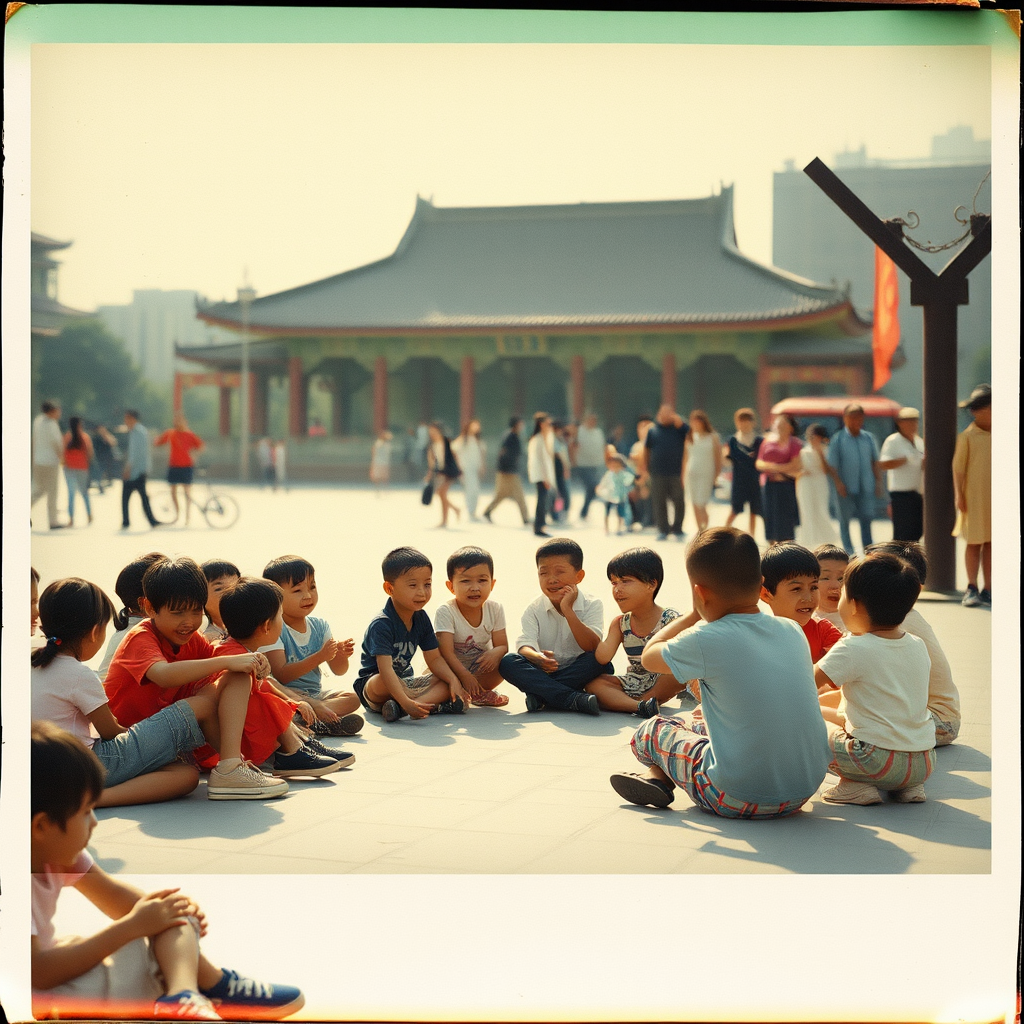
[97,289,234,384]
[773,127,992,412]
[184,187,870,466]
[31,233,91,337]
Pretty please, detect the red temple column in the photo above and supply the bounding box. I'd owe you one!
[459,356,475,428]
[570,355,585,422]
[373,356,388,437]
[218,385,231,437]
[661,352,677,409]
[173,373,184,413]
[288,357,307,438]
[250,371,266,437]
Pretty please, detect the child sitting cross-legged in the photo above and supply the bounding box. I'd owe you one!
[761,543,843,665]
[811,544,849,633]
[104,556,294,800]
[216,576,353,776]
[862,541,961,747]
[354,547,470,723]
[200,559,240,643]
[609,527,831,817]
[434,546,510,708]
[32,578,206,807]
[500,537,611,716]
[260,556,364,738]
[97,552,166,679]
[585,547,685,718]
[31,721,304,1021]
[815,552,935,805]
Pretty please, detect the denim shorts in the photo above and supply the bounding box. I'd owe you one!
[93,700,205,787]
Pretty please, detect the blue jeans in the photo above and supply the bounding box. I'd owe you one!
[92,701,204,787]
[500,651,612,710]
[575,466,602,519]
[64,468,91,520]
[837,491,875,555]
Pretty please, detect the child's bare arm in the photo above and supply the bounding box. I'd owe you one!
[558,586,601,651]
[474,628,508,674]
[326,638,354,676]
[423,648,471,704]
[518,646,559,672]
[595,617,624,666]
[641,613,699,674]
[32,869,191,990]
[814,664,838,694]
[436,633,482,695]
[146,653,262,690]
[375,655,433,717]
[265,642,339,686]
[86,704,127,742]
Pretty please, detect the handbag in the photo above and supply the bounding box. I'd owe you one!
[421,477,435,505]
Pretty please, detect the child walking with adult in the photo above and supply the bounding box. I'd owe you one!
[425,422,462,528]
[683,410,722,534]
[723,408,763,536]
[527,412,557,537]
[63,417,95,527]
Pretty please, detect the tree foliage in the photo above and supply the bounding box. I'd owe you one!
[31,319,169,429]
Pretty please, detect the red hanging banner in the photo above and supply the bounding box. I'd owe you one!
[872,246,900,391]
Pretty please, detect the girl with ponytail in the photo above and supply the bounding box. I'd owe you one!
[96,552,165,678]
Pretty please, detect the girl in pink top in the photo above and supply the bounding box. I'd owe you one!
[755,413,804,543]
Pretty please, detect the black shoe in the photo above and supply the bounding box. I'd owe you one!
[634,696,659,719]
[311,714,364,737]
[571,692,600,716]
[534,530,551,537]
[301,737,355,768]
[272,747,343,778]
[430,697,466,715]
[483,511,493,523]
[609,772,675,808]
[381,700,409,723]
[524,694,546,712]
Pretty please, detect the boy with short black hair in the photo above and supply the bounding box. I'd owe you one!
[760,543,842,664]
[499,537,610,715]
[200,559,240,643]
[261,556,363,737]
[104,556,288,800]
[434,546,510,707]
[610,527,831,817]
[30,721,304,1021]
[864,541,961,746]
[812,544,849,632]
[354,547,469,723]
[815,552,935,805]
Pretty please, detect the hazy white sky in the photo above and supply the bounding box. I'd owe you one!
[31,42,990,311]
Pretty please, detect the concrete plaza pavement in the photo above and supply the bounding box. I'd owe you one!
[29,478,994,875]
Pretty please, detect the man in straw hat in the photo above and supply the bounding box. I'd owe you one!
[879,407,926,542]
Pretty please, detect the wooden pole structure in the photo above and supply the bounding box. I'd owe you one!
[803,158,991,593]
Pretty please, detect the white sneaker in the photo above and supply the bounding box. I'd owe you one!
[822,779,883,805]
[154,991,222,1020]
[208,759,289,800]
[890,784,927,803]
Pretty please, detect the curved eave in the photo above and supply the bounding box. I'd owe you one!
[196,301,867,339]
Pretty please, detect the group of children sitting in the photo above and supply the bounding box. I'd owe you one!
[28,528,961,1016]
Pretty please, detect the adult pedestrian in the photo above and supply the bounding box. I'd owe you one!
[795,424,840,549]
[551,421,572,523]
[953,384,992,607]
[642,404,689,541]
[527,412,557,537]
[120,408,160,530]
[273,438,288,491]
[451,419,486,520]
[756,413,803,544]
[425,421,462,528]
[31,400,65,530]
[482,417,529,525]
[628,414,654,530]
[62,416,94,526]
[683,410,722,534]
[878,408,925,543]
[256,436,275,488]
[574,413,606,521]
[827,402,883,554]
[91,424,118,493]
[154,411,205,525]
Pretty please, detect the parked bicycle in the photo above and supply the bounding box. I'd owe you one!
[153,468,240,529]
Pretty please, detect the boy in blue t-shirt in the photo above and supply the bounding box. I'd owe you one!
[355,547,470,723]
[261,556,363,738]
[609,527,831,818]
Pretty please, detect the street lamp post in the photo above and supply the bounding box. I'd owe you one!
[237,285,256,482]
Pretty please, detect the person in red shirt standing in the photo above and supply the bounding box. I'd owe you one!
[154,412,205,525]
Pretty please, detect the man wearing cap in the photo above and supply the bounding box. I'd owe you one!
[827,402,884,555]
[953,384,991,608]
[879,407,925,542]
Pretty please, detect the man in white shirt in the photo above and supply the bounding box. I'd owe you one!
[878,407,925,542]
[31,400,66,529]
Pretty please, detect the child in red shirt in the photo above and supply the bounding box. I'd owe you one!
[760,543,842,666]
[153,413,204,526]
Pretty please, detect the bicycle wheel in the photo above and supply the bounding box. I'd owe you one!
[202,493,240,529]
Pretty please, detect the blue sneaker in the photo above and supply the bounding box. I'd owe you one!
[301,736,356,768]
[200,969,305,1021]
[272,746,342,778]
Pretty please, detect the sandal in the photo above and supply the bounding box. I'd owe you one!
[471,689,509,707]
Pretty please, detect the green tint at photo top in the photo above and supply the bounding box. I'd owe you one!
[4,4,1018,47]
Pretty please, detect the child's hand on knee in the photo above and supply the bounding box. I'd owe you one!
[127,888,192,937]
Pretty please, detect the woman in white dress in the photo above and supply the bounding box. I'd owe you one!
[796,423,840,549]
[683,410,722,533]
[451,419,486,520]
